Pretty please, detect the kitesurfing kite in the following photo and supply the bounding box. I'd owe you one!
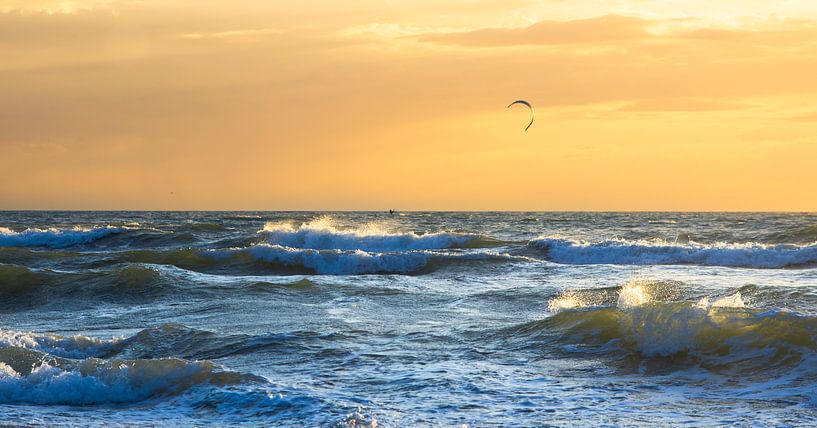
[507,100,535,131]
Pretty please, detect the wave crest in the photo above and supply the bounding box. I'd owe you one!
[0,356,255,405]
[0,226,125,248]
[0,329,115,360]
[522,283,812,377]
[537,302,809,361]
[0,325,325,414]
[547,280,685,312]
[530,237,817,268]
[259,216,478,251]
[210,244,524,275]
[0,326,264,406]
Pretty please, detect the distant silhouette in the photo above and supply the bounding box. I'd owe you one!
[389,209,395,216]
[507,100,535,131]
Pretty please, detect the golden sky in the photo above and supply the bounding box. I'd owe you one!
[2,0,817,210]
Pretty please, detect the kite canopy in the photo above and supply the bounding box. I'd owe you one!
[507,100,535,131]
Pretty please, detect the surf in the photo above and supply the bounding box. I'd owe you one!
[505,280,817,382]
[529,236,817,268]
[258,216,486,251]
[0,226,126,249]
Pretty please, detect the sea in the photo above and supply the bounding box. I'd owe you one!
[1,211,817,426]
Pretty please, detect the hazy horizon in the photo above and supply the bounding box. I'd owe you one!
[2,209,817,213]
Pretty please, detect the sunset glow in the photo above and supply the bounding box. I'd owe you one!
[2,0,817,210]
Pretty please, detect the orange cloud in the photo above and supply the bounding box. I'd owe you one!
[619,99,750,112]
[415,15,650,46]
[785,112,817,122]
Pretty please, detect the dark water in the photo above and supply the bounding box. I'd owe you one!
[1,212,817,426]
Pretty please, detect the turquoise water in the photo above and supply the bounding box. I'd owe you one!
[1,212,817,426]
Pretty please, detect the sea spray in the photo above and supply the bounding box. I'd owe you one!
[546,281,750,356]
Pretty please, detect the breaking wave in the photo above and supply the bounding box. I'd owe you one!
[0,327,261,406]
[0,325,327,420]
[0,324,347,363]
[26,244,526,276]
[533,302,817,373]
[212,244,526,275]
[0,226,125,249]
[518,280,817,381]
[1,328,116,360]
[0,358,255,406]
[258,217,485,251]
[529,237,817,268]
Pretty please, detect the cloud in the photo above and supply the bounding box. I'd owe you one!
[414,14,651,46]
[180,28,283,40]
[411,13,817,51]
[785,112,817,122]
[0,0,120,14]
[619,98,750,112]
[340,23,448,38]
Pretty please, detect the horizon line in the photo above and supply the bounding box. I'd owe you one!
[1,209,815,214]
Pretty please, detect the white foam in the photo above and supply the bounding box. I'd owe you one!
[0,329,117,359]
[0,358,223,405]
[530,237,817,268]
[548,280,663,313]
[616,282,651,309]
[695,291,746,311]
[259,216,474,251]
[240,244,430,274]
[0,226,125,248]
[547,291,590,312]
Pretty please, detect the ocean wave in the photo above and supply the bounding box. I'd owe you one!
[5,248,500,310]
[0,226,126,249]
[646,219,679,225]
[546,280,685,312]
[258,216,483,251]
[113,324,362,362]
[0,325,334,416]
[0,335,259,406]
[0,263,170,309]
[179,222,229,233]
[0,263,315,309]
[0,246,77,264]
[212,244,526,275]
[529,237,817,268]
[764,224,817,244]
[532,301,815,363]
[0,329,116,360]
[0,324,336,421]
[105,247,399,276]
[238,244,430,275]
[0,352,325,423]
[0,324,345,363]
[510,281,817,379]
[223,214,264,221]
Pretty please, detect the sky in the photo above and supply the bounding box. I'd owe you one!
[2,0,817,211]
